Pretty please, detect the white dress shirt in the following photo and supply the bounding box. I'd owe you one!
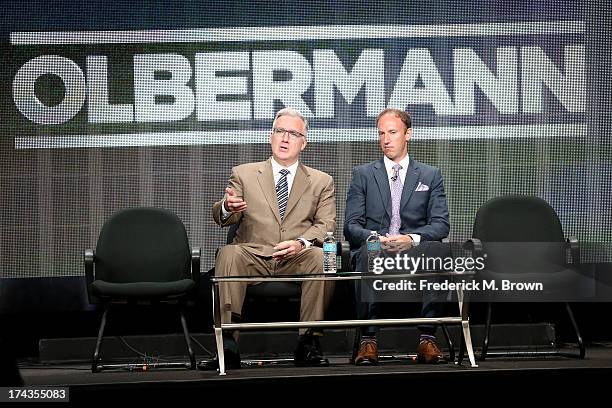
[270,157,299,195]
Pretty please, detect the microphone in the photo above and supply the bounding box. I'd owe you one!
[391,174,398,182]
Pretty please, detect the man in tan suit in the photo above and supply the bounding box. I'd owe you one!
[211,107,336,368]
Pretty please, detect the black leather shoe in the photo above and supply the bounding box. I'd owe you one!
[199,347,241,370]
[294,333,324,366]
[198,335,241,370]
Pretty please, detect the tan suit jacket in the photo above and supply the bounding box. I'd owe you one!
[212,158,336,257]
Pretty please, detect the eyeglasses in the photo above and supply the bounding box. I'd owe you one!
[272,127,305,140]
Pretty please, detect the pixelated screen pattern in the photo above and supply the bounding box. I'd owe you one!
[1,1,610,277]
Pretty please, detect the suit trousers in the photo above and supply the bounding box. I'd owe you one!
[352,240,451,336]
[215,245,334,334]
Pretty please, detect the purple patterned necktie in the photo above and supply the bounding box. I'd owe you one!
[389,164,403,235]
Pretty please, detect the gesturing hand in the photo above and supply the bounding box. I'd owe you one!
[223,187,247,213]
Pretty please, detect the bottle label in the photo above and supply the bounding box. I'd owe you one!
[367,241,381,251]
[323,243,336,252]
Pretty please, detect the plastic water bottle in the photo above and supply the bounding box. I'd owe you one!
[366,231,381,274]
[323,232,337,274]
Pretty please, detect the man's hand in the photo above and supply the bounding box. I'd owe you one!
[381,234,414,253]
[223,187,247,213]
[272,240,303,260]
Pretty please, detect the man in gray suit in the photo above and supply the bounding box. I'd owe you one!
[210,107,336,369]
[344,108,450,365]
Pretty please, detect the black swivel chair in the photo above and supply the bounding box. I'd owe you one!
[85,207,201,372]
[464,195,585,360]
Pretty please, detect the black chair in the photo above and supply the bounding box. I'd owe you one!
[85,207,201,372]
[464,195,585,360]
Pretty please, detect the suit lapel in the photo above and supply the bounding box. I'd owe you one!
[373,159,391,218]
[284,163,309,221]
[256,159,282,225]
[401,159,420,212]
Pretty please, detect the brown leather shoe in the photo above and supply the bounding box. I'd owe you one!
[416,339,446,364]
[354,338,379,365]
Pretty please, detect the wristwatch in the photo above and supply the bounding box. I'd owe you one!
[296,238,310,248]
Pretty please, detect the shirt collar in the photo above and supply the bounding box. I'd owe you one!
[271,157,299,176]
[383,155,410,175]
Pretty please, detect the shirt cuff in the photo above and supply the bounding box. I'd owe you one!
[408,234,421,245]
[296,238,312,248]
[220,198,231,221]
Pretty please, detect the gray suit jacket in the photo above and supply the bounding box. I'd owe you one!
[213,158,336,257]
[343,157,449,250]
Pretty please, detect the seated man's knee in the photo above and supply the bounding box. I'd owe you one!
[217,244,243,260]
[350,244,369,273]
[309,246,323,260]
[299,246,324,273]
[215,245,245,276]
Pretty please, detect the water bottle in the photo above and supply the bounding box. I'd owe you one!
[366,231,381,274]
[323,232,337,274]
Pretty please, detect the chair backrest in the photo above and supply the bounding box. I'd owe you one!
[95,207,191,283]
[473,195,566,273]
[473,195,565,243]
[226,223,239,245]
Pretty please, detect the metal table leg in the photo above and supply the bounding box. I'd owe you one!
[212,283,226,375]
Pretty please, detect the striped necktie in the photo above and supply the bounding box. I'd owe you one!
[276,169,290,220]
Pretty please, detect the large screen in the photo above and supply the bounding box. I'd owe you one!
[1,0,610,278]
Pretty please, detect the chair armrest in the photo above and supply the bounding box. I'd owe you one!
[463,238,483,257]
[191,247,201,286]
[84,249,95,303]
[84,249,95,284]
[566,236,580,267]
[206,247,220,280]
[337,240,351,272]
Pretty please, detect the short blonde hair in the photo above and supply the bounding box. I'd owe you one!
[376,108,412,129]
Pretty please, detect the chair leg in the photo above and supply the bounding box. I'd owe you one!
[481,302,492,361]
[350,328,361,364]
[564,302,585,359]
[441,324,455,362]
[92,304,109,373]
[179,307,196,369]
[457,327,465,365]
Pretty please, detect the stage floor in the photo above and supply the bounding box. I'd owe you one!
[17,343,612,400]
